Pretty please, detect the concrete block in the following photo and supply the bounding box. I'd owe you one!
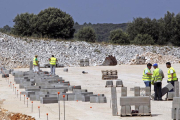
[167,92,174,100]
[145,87,151,96]
[176,108,180,120]
[120,97,150,106]
[121,87,127,97]
[105,81,113,87]
[116,80,123,87]
[40,97,58,104]
[68,86,81,91]
[172,97,180,108]
[174,81,179,97]
[73,89,87,93]
[172,108,176,119]
[2,74,9,78]
[82,95,91,102]
[134,86,140,96]
[121,105,131,116]
[111,87,117,116]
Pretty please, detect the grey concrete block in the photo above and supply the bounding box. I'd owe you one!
[73,89,87,93]
[2,74,9,78]
[167,92,174,100]
[111,87,117,116]
[174,81,179,97]
[40,97,58,104]
[121,87,127,97]
[121,105,131,116]
[68,86,81,91]
[134,86,140,96]
[116,80,123,87]
[120,97,150,106]
[145,87,151,96]
[105,81,113,87]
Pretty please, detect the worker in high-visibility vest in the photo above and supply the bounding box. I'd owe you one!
[33,55,39,73]
[151,63,164,101]
[49,55,58,75]
[142,63,153,89]
[166,62,178,92]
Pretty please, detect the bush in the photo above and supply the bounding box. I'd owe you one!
[109,29,129,44]
[131,34,154,45]
[76,26,96,42]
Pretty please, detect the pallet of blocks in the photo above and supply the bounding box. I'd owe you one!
[102,70,118,80]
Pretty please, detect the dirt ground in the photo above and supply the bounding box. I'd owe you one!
[0,64,178,120]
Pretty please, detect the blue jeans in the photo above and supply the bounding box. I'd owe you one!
[144,81,151,89]
[50,65,56,75]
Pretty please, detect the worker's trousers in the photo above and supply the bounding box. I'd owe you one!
[167,81,174,92]
[50,65,56,75]
[154,82,162,100]
[144,81,151,90]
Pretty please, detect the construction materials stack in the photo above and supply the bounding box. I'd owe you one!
[120,86,151,116]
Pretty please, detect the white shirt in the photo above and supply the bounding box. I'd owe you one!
[170,69,174,73]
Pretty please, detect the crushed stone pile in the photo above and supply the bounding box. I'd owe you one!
[1,32,180,69]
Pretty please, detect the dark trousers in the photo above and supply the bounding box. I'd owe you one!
[154,82,162,100]
[168,81,174,92]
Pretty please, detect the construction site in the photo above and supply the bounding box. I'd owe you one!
[1,33,180,120]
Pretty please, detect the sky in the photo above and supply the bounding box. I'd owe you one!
[0,0,180,27]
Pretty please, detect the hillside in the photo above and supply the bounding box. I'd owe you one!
[74,23,128,42]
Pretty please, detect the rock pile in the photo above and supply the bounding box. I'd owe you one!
[129,52,180,65]
[0,32,180,69]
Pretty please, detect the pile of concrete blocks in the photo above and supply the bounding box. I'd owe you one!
[120,86,151,117]
[172,97,180,119]
[0,66,13,78]
[10,67,106,104]
[166,81,179,100]
[80,59,89,67]
[102,70,118,80]
[105,79,123,116]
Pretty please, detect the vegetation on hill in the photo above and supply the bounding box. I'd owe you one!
[1,9,180,46]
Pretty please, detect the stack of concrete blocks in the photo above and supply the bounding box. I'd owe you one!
[80,59,89,67]
[105,80,123,116]
[10,67,107,104]
[0,67,13,78]
[150,83,174,100]
[120,87,151,117]
[135,56,146,65]
[166,81,179,100]
[102,70,118,80]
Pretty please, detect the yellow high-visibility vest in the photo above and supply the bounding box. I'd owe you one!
[50,57,56,65]
[151,68,162,83]
[142,68,152,81]
[168,67,177,81]
[33,57,38,65]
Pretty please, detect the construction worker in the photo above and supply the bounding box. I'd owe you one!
[33,55,39,73]
[166,62,178,92]
[49,55,58,75]
[151,63,164,101]
[142,63,153,88]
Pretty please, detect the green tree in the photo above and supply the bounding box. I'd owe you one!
[77,26,96,42]
[131,34,154,45]
[127,17,159,43]
[109,29,129,44]
[12,13,36,36]
[36,7,75,38]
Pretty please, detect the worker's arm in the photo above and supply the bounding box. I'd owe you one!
[171,73,174,80]
[147,73,152,75]
[35,58,38,65]
[49,58,51,61]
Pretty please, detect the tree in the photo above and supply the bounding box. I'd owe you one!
[36,7,75,39]
[76,26,96,42]
[131,34,154,45]
[127,17,159,43]
[0,25,11,33]
[12,13,36,36]
[109,29,129,44]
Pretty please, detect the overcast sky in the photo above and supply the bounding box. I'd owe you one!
[0,0,180,27]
